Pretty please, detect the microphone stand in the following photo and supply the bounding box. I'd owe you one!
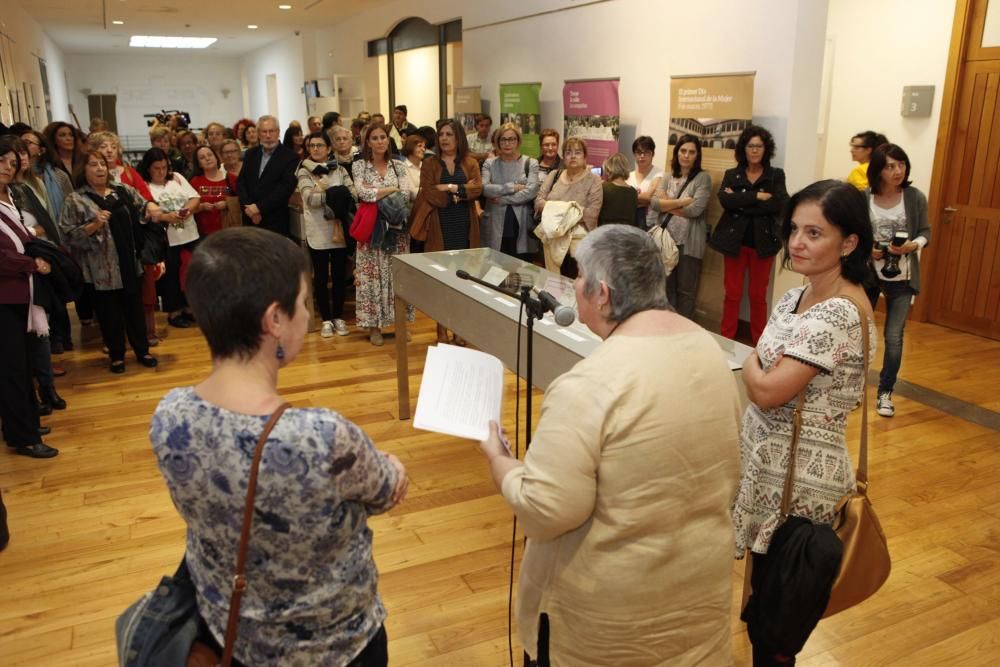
[456,270,545,667]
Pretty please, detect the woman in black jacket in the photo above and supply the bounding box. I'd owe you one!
[710,125,788,344]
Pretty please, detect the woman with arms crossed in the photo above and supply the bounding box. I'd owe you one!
[732,180,876,665]
[651,134,712,319]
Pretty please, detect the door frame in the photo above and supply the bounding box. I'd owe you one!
[921,0,995,322]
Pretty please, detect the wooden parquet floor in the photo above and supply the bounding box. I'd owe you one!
[1,309,998,666]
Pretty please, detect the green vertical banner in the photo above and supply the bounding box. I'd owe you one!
[499,82,542,157]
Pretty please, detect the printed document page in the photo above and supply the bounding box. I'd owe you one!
[413,344,504,441]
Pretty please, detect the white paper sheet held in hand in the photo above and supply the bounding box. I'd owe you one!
[413,344,504,441]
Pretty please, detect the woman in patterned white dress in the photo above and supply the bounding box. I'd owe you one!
[351,123,413,346]
[731,180,877,666]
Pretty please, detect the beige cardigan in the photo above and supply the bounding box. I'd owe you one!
[502,331,741,666]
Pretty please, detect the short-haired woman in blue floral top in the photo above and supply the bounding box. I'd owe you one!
[149,227,408,667]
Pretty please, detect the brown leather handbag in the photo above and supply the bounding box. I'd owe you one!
[778,297,890,618]
[821,298,891,617]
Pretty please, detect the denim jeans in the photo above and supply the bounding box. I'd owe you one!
[867,280,914,393]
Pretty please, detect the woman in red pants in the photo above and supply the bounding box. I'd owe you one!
[710,125,788,344]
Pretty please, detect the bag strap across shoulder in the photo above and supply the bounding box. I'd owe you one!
[660,175,693,228]
[780,294,871,516]
[219,402,291,667]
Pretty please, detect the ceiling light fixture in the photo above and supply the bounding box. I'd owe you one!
[248,25,259,29]
[278,4,292,9]
[112,20,124,25]
[129,35,218,49]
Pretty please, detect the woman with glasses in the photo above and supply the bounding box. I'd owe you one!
[626,136,663,228]
[535,137,603,278]
[297,131,356,338]
[711,125,788,344]
[219,139,244,178]
[18,130,73,225]
[864,144,930,419]
[847,130,888,191]
[481,122,539,260]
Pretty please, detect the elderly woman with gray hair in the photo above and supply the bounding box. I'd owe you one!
[479,224,742,666]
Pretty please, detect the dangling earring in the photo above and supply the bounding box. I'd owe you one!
[276,342,285,360]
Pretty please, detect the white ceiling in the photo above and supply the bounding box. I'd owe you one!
[16,0,376,56]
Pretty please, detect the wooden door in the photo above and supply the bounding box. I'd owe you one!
[927,0,1000,339]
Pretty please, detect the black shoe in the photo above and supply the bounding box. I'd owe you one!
[181,312,197,325]
[40,385,67,411]
[37,399,53,416]
[110,360,126,374]
[38,425,51,436]
[0,492,8,551]
[15,442,59,459]
[138,354,158,368]
[50,339,65,355]
[168,315,194,328]
[63,339,75,352]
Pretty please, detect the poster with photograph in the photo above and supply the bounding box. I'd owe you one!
[563,78,620,168]
[499,82,541,157]
[453,86,482,135]
[668,72,755,173]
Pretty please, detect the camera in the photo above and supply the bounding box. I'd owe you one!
[144,110,192,128]
[878,231,909,279]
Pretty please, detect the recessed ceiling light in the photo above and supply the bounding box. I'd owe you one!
[248,25,258,29]
[278,4,292,9]
[129,35,218,49]
[112,20,124,25]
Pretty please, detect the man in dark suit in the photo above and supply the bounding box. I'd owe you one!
[237,115,299,238]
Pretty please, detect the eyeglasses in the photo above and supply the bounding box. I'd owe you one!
[499,136,518,143]
[22,139,41,148]
[564,149,585,156]
[746,144,765,151]
[634,150,652,157]
[306,143,328,149]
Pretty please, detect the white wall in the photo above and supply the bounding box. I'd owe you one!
[820,0,955,194]
[241,34,307,129]
[64,53,244,141]
[2,3,70,127]
[391,45,440,127]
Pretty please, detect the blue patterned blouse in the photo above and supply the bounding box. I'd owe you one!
[150,387,398,666]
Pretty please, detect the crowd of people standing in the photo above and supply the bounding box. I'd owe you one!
[1,103,928,666]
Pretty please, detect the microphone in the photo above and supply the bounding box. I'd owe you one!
[456,269,519,297]
[535,290,576,326]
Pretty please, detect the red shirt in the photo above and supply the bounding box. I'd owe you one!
[190,172,237,237]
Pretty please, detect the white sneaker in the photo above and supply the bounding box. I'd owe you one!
[333,319,349,336]
[320,320,334,338]
[876,391,895,417]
